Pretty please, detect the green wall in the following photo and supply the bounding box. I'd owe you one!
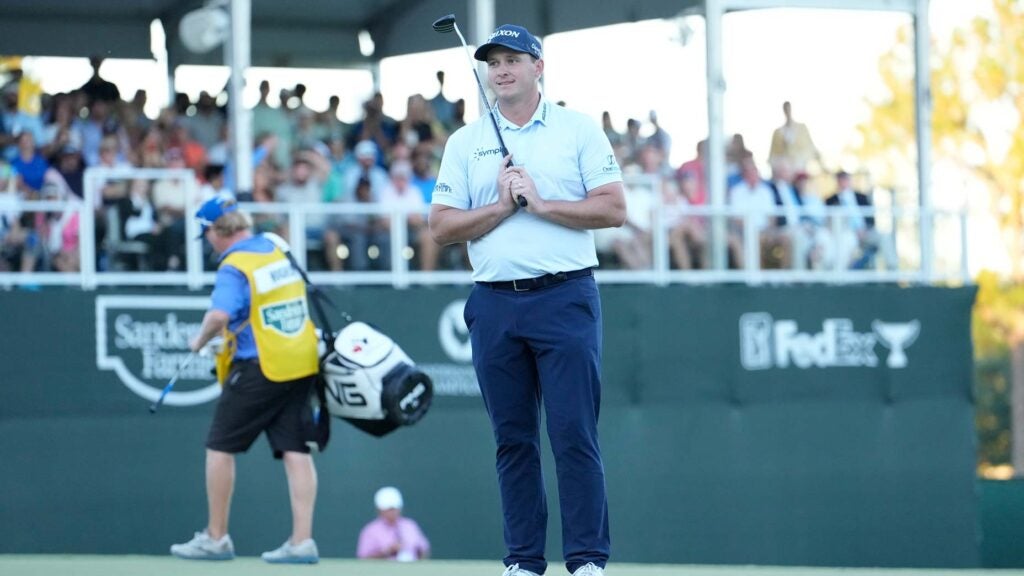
[0,285,978,567]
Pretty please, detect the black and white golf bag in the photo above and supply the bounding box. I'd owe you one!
[321,321,433,437]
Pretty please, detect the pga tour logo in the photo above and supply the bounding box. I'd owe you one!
[739,312,920,370]
[95,295,220,406]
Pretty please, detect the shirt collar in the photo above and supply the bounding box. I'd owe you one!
[494,97,549,131]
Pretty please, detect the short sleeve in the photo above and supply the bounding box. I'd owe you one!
[432,128,471,209]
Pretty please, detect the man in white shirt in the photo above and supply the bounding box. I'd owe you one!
[429,23,624,576]
[728,156,786,269]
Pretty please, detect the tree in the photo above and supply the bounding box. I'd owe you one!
[854,0,1024,279]
[855,0,1024,474]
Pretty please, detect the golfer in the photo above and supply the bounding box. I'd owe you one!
[429,24,625,576]
[170,195,324,564]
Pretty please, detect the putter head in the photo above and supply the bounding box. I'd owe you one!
[432,14,456,33]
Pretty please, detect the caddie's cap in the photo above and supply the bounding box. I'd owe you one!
[195,194,238,239]
[474,24,543,61]
[374,486,404,511]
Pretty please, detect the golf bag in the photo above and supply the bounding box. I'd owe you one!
[321,321,433,437]
[265,232,432,439]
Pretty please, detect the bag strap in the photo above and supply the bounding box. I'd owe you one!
[267,234,350,358]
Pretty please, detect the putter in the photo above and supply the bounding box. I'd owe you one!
[149,351,196,413]
[432,13,528,208]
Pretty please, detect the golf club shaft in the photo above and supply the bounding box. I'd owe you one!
[451,22,528,208]
[149,351,196,413]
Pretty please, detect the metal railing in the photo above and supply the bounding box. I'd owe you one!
[0,168,970,289]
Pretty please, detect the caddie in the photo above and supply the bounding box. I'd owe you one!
[170,195,325,564]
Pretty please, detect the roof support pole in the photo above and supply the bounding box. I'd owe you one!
[704,0,728,271]
[227,0,253,196]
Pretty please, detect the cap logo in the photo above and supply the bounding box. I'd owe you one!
[490,29,520,40]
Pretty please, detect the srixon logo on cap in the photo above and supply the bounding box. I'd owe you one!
[490,29,521,40]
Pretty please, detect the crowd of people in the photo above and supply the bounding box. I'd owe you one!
[0,57,893,277]
[600,101,895,272]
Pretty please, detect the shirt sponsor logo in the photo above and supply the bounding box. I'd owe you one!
[252,259,301,294]
[95,295,220,407]
[260,297,308,336]
[473,147,503,161]
[434,182,452,195]
[739,312,920,370]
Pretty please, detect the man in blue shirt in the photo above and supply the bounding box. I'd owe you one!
[170,196,324,565]
[430,23,625,576]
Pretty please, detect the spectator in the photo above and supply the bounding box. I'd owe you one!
[0,160,43,272]
[792,172,834,270]
[727,155,782,269]
[601,111,623,148]
[74,99,125,167]
[149,148,191,270]
[825,170,895,270]
[39,93,78,159]
[324,175,389,272]
[276,148,331,262]
[379,160,427,269]
[621,118,643,167]
[599,144,662,270]
[428,71,456,130]
[675,139,707,206]
[766,159,802,269]
[449,98,466,132]
[349,92,399,161]
[409,146,437,205]
[646,110,672,166]
[325,140,389,270]
[357,487,430,561]
[399,93,446,150]
[252,80,293,168]
[315,95,349,143]
[11,131,49,193]
[77,56,121,105]
[166,119,207,178]
[185,91,224,150]
[768,101,821,175]
[725,133,750,188]
[666,170,707,270]
[343,140,390,201]
[51,144,85,200]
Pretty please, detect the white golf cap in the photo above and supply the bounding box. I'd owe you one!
[374,486,403,510]
[355,140,378,159]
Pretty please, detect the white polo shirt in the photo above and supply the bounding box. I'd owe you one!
[433,99,622,282]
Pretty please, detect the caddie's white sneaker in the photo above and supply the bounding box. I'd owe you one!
[170,530,234,560]
[572,563,605,576]
[261,538,319,564]
[502,563,541,576]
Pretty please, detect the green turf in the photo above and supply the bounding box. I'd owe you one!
[2,556,1024,576]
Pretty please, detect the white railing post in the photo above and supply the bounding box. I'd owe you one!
[81,171,98,290]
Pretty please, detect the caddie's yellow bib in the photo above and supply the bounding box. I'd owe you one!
[217,247,318,383]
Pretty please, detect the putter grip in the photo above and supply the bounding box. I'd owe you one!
[517,195,528,208]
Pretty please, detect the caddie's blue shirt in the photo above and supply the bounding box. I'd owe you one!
[433,98,622,282]
[209,234,275,360]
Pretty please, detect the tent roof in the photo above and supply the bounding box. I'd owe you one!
[0,0,701,67]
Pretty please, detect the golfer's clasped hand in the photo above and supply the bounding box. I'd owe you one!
[497,155,541,214]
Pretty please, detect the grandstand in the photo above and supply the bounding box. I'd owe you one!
[2,0,1018,573]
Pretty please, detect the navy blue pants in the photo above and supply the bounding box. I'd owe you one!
[464,275,610,575]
